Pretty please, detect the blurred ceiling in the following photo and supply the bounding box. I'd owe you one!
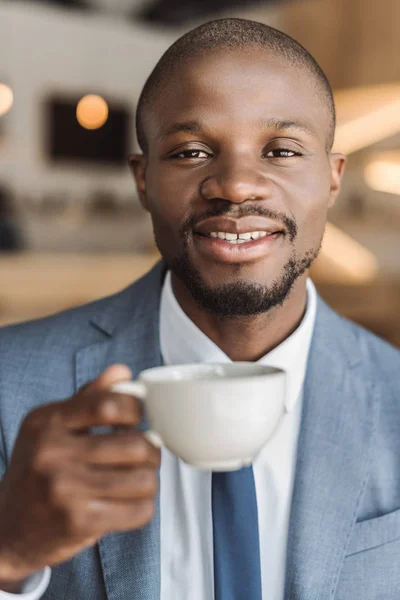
[35,0,90,7]
[135,0,286,25]
[24,0,287,23]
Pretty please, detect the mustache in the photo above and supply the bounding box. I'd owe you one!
[180,205,297,243]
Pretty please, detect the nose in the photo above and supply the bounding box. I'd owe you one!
[199,157,272,205]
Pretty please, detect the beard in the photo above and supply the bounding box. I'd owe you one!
[166,244,319,318]
[155,205,321,318]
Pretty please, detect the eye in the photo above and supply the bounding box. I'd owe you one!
[265,148,303,158]
[171,149,211,159]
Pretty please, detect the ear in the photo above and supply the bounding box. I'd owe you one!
[328,153,347,208]
[128,153,148,211]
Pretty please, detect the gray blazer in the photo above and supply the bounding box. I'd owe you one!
[1,261,400,600]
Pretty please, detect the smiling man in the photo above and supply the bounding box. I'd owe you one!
[0,17,400,600]
[129,22,343,362]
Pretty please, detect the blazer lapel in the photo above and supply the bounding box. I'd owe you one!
[284,299,380,600]
[75,261,166,600]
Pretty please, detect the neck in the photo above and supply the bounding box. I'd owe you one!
[171,273,309,362]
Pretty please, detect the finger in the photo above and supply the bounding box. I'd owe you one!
[85,497,156,534]
[61,391,143,430]
[77,430,161,468]
[74,466,158,500]
[83,364,133,394]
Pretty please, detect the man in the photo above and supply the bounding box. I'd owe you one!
[0,17,399,600]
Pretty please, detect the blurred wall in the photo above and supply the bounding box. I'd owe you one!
[282,0,400,88]
[0,1,174,202]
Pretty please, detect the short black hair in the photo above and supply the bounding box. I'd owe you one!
[136,18,336,153]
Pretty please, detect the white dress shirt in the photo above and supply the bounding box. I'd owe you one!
[160,271,317,600]
[3,271,316,599]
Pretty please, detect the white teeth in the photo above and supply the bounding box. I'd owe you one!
[208,231,272,243]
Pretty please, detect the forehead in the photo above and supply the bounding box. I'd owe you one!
[147,49,329,146]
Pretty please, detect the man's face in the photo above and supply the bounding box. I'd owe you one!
[131,49,345,316]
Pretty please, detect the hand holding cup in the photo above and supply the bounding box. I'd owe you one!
[0,364,160,591]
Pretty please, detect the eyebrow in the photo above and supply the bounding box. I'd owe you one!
[157,121,203,141]
[257,117,315,137]
[158,117,315,141]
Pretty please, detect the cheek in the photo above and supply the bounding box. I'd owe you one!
[143,174,177,235]
[287,163,331,251]
[301,202,329,252]
[145,160,205,240]
[143,163,193,258]
[145,162,189,222]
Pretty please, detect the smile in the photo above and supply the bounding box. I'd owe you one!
[194,230,284,263]
[207,231,271,244]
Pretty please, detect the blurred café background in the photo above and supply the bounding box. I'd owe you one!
[1,0,400,346]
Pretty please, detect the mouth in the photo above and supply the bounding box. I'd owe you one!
[194,215,285,237]
[192,216,286,263]
[198,230,279,244]
[193,230,284,263]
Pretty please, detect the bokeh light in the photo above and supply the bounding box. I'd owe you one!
[333,84,400,154]
[0,83,14,117]
[365,152,400,196]
[76,94,109,130]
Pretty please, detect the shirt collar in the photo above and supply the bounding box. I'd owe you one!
[160,271,317,413]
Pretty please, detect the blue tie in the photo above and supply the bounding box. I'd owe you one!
[212,466,262,600]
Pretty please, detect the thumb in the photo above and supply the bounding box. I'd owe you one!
[88,364,133,392]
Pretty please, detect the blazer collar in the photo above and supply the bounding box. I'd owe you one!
[88,260,167,340]
[284,299,380,600]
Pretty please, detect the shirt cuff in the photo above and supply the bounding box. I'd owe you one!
[0,568,51,599]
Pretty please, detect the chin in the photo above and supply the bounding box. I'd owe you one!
[170,247,316,318]
[196,259,284,287]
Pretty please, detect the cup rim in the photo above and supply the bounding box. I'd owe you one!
[138,362,285,384]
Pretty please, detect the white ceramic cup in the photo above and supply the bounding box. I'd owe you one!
[112,362,286,471]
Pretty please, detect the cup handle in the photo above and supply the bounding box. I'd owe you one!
[111,381,163,449]
[111,380,147,399]
[142,429,163,449]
